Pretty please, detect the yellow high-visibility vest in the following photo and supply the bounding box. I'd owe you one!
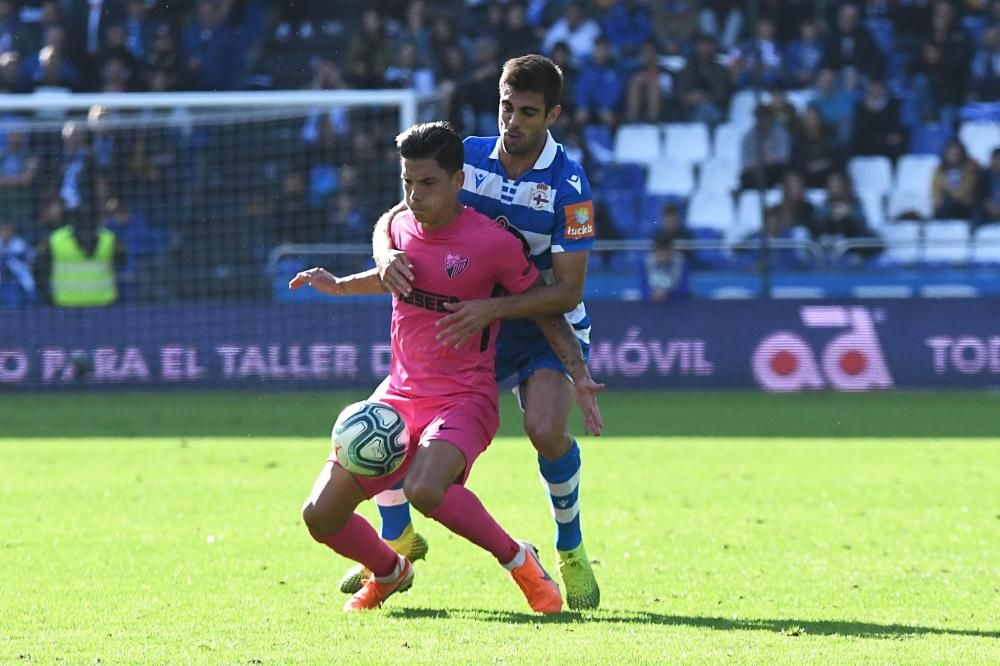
[49,225,117,307]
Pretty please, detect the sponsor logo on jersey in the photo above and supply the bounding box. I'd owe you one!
[400,288,460,313]
[563,200,595,239]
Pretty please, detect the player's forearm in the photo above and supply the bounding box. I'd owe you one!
[534,314,591,385]
[372,200,407,260]
[339,268,388,295]
[494,282,580,320]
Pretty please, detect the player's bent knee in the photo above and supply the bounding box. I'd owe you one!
[403,477,446,515]
[524,415,571,458]
[301,500,346,539]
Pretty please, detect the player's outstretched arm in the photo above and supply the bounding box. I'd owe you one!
[288,267,387,296]
[372,200,414,298]
[437,251,589,347]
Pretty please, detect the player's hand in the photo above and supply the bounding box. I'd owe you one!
[436,299,501,349]
[573,375,606,437]
[289,267,344,295]
[376,250,414,298]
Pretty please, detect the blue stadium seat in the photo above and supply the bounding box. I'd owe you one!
[639,194,684,238]
[602,188,641,237]
[909,122,952,156]
[688,227,730,270]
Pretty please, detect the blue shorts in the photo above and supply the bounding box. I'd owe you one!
[495,332,591,391]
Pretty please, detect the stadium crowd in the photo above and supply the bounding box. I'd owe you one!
[2,0,1000,306]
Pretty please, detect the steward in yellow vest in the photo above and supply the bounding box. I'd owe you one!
[47,223,120,307]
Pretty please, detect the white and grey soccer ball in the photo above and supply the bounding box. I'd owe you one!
[332,401,409,477]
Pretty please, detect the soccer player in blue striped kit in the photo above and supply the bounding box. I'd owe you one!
[343,54,602,609]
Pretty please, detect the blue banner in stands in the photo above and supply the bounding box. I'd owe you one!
[2,299,999,391]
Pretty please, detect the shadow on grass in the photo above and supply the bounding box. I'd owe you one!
[386,607,999,639]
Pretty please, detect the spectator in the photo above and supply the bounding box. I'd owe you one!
[977,147,1000,226]
[626,38,671,123]
[812,68,857,146]
[742,205,811,271]
[0,0,36,56]
[655,200,691,242]
[273,0,320,41]
[777,170,817,234]
[888,0,933,57]
[675,32,730,126]
[30,44,76,91]
[35,196,66,241]
[814,171,883,263]
[349,9,392,76]
[274,169,325,244]
[574,36,626,127]
[328,191,369,246]
[601,0,654,64]
[499,3,538,64]
[548,41,579,118]
[740,105,791,189]
[932,140,980,220]
[0,49,25,92]
[649,0,699,47]
[66,0,122,72]
[822,3,885,78]
[643,231,689,302]
[850,78,906,162]
[784,19,823,88]
[0,221,35,306]
[34,155,126,306]
[122,0,156,61]
[182,0,245,91]
[0,126,41,229]
[428,15,461,74]
[542,1,601,65]
[384,42,435,96]
[970,25,1000,102]
[457,36,501,136]
[909,42,961,128]
[792,104,841,189]
[730,17,783,89]
[103,196,167,302]
[144,24,187,90]
[700,0,743,51]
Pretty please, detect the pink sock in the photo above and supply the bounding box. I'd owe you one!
[427,485,520,564]
[315,514,398,578]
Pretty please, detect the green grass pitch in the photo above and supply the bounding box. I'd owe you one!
[1,392,998,664]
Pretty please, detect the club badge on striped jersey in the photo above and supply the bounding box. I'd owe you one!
[529,183,551,210]
[445,253,469,279]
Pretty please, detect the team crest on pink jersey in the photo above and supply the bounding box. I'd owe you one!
[445,253,470,279]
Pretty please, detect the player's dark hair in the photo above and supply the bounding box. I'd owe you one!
[500,54,563,112]
[395,121,464,175]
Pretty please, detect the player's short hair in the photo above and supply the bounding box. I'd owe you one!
[500,54,563,112]
[395,121,464,175]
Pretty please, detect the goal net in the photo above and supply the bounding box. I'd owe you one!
[0,90,418,390]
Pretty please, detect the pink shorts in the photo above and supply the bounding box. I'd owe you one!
[333,385,500,499]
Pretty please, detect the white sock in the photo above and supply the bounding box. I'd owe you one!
[374,554,403,583]
[501,543,527,572]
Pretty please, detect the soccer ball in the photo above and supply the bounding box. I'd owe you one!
[332,401,409,477]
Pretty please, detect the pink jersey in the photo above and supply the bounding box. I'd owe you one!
[388,206,539,402]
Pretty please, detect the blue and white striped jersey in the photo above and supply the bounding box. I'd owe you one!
[460,132,594,352]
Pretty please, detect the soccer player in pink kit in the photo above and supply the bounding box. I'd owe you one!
[290,122,603,613]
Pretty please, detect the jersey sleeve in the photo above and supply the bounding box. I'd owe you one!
[551,162,596,254]
[492,227,540,295]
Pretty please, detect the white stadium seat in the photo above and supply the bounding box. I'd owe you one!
[922,220,970,263]
[958,121,1000,167]
[712,122,744,163]
[878,221,921,264]
[663,122,711,165]
[856,189,886,229]
[613,123,662,165]
[888,187,932,220]
[894,154,939,192]
[686,190,735,232]
[646,159,694,197]
[848,156,893,198]
[698,158,739,193]
[972,223,1000,263]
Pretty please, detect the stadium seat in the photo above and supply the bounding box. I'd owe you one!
[602,188,641,236]
[805,188,827,208]
[909,122,952,156]
[734,190,764,241]
[877,221,921,265]
[922,220,970,264]
[646,159,694,197]
[686,190,735,233]
[958,121,1000,166]
[583,123,614,163]
[971,224,1000,264]
[856,189,887,229]
[887,187,932,220]
[712,122,744,163]
[688,226,731,269]
[698,158,739,193]
[848,156,893,198]
[639,194,680,236]
[728,89,768,129]
[613,123,662,165]
[785,89,816,114]
[895,154,940,192]
[663,123,711,165]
